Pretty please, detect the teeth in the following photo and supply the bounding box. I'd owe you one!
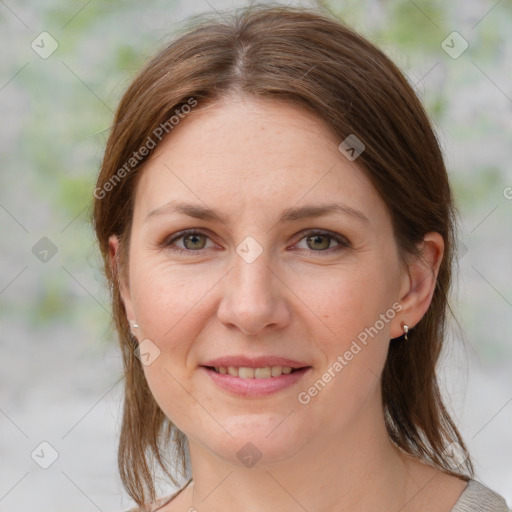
[214,366,296,379]
[255,367,271,378]
[238,367,255,379]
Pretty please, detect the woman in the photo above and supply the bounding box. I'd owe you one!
[93,4,510,512]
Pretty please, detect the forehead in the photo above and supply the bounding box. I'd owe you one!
[133,95,386,225]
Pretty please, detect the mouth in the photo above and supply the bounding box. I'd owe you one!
[204,365,306,378]
[200,365,312,397]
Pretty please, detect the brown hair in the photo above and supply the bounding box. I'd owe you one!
[93,3,473,508]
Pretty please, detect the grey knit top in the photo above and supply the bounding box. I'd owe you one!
[450,479,509,512]
[130,478,510,511]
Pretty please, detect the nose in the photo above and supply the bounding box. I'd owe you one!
[216,251,291,336]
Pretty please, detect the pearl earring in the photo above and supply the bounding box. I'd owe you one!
[130,321,139,328]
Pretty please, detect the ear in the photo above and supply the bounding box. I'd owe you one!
[108,235,136,325]
[390,232,444,339]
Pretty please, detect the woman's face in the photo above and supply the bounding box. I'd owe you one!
[112,95,415,466]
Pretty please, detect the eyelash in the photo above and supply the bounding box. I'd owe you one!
[162,229,351,255]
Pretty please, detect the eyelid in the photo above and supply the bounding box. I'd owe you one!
[292,228,351,250]
[162,228,217,253]
[162,228,351,254]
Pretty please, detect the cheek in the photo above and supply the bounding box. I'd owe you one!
[129,262,210,426]
[296,263,395,345]
[141,363,208,436]
[295,269,395,415]
[130,259,212,340]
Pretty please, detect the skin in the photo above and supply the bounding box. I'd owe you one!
[109,94,467,512]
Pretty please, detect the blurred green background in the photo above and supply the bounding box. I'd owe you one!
[1,0,511,510]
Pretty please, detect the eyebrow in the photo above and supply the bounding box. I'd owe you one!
[145,200,369,225]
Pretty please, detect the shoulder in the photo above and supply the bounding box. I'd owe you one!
[450,479,510,512]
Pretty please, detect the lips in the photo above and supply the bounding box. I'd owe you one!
[200,355,312,397]
[201,365,312,397]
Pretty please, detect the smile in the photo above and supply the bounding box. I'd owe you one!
[201,366,312,397]
[209,366,299,378]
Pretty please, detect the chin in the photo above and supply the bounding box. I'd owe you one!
[200,414,309,468]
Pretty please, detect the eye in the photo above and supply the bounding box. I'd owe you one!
[162,228,351,255]
[164,229,215,254]
[293,229,351,252]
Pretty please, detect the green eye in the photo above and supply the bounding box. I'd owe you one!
[164,229,351,255]
[295,230,351,252]
[165,230,212,253]
[181,233,207,250]
[306,233,333,250]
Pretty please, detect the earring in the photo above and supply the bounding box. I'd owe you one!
[130,321,139,328]
[403,324,409,341]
